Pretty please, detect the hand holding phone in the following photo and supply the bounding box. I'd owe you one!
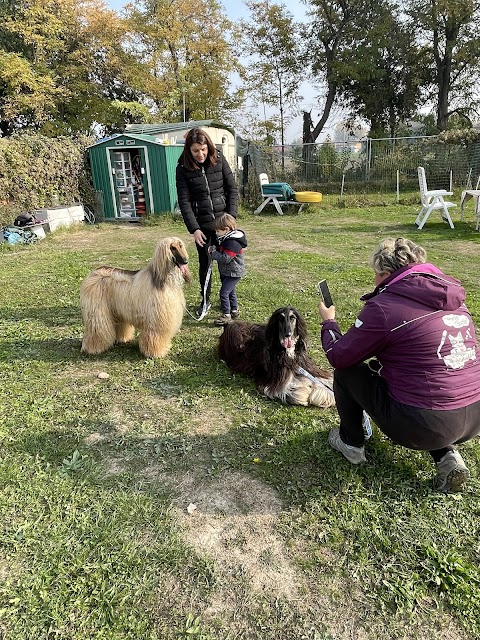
[317,279,333,308]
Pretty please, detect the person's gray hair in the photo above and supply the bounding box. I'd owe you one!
[371,237,427,274]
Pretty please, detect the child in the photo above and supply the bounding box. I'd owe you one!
[208,213,247,325]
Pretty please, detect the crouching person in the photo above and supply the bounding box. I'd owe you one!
[318,237,480,493]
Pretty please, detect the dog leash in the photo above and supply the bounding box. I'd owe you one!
[184,252,214,322]
[296,366,372,439]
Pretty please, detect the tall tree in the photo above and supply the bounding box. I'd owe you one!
[0,0,148,136]
[240,0,303,165]
[408,0,480,130]
[124,0,242,123]
[303,0,423,141]
[336,3,422,137]
[302,0,366,143]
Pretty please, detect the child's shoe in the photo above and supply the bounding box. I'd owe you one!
[214,314,232,326]
[231,308,240,319]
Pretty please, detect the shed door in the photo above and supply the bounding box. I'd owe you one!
[110,148,150,218]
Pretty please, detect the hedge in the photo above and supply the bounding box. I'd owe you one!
[0,133,95,226]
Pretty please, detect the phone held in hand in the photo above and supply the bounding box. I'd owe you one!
[317,279,333,308]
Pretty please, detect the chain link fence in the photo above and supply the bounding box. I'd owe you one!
[243,135,480,207]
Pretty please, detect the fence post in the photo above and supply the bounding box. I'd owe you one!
[466,168,472,188]
[340,173,345,197]
[365,138,372,182]
[449,170,453,192]
[396,169,400,203]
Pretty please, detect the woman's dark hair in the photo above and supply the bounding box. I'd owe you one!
[180,128,218,171]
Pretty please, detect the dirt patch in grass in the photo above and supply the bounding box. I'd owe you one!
[149,468,467,640]
[166,469,304,602]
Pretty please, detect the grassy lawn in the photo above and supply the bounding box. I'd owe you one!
[1,203,479,640]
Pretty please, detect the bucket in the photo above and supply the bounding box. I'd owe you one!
[29,223,47,239]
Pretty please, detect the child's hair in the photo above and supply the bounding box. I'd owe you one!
[213,213,237,232]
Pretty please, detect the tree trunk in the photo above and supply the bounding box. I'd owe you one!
[309,80,338,142]
[435,23,459,131]
[436,58,452,130]
[279,76,285,173]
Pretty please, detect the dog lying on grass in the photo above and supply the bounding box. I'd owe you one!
[218,306,335,407]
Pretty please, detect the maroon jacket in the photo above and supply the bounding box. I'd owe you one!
[321,263,480,410]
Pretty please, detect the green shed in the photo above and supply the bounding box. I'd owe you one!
[87,133,184,220]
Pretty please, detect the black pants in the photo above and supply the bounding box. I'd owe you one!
[334,363,480,462]
[195,229,217,303]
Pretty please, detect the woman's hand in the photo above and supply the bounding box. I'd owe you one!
[319,301,336,322]
[193,229,206,246]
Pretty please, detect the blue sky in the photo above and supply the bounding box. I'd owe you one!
[106,0,307,22]
[105,0,324,141]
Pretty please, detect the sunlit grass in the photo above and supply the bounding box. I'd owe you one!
[0,204,479,639]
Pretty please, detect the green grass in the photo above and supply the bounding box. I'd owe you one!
[0,205,479,639]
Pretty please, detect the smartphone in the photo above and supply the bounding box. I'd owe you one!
[317,279,333,308]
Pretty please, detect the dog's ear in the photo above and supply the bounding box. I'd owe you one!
[293,309,309,350]
[170,240,189,265]
[265,308,284,346]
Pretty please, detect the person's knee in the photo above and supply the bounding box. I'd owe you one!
[334,364,367,385]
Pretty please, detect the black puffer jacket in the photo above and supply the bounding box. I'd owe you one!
[176,151,238,233]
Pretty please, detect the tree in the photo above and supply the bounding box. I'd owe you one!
[303,0,423,141]
[302,0,367,143]
[336,3,422,137]
[124,0,242,123]
[239,0,303,168]
[0,0,148,136]
[407,0,480,130]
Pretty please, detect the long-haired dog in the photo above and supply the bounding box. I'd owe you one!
[218,306,335,407]
[80,237,191,358]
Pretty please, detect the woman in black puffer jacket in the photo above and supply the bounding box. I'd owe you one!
[176,128,238,316]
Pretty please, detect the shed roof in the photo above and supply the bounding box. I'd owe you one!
[124,120,235,136]
[88,132,180,148]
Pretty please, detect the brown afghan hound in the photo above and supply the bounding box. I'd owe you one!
[218,306,335,407]
[80,237,191,358]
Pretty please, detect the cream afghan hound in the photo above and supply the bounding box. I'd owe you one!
[80,237,191,358]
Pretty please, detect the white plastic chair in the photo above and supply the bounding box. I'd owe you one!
[460,175,480,230]
[253,173,304,216]
[415,167,456,230]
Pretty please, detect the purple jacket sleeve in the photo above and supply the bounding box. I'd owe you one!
[321,300,389,368]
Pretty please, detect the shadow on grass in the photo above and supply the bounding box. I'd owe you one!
[0,305,79,326]
[0,336,152,363]
[9,410,437,513]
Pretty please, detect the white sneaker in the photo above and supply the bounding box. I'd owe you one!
[328,428,366,464]
[434,450,469,493]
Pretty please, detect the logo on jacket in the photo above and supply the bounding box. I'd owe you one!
[437,314,476,369]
